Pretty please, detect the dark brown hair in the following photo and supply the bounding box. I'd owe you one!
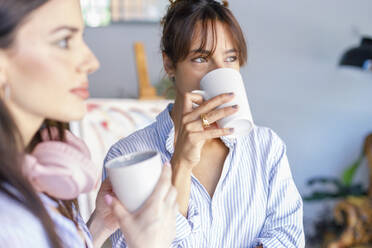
[0,107,64,247]
[161,0,247,67]
[0,1,68,247]
[29,121,81,229]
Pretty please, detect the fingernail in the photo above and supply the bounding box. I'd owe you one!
[232,105,239,109]
[229,128,235,133]
[104,194,113,206]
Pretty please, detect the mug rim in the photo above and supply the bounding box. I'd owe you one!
[200,67,241,84]
[105,150,158,169]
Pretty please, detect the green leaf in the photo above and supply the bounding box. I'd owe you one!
[341,156,363,186]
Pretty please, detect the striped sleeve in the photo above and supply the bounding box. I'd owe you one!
[172,200,201,246]
[254,135,305,248]
[102,145,123,180]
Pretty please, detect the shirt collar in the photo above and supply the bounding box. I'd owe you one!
[39,193,59,208]
[220,135,237,149]
[155,103,176,154]
[156,103,237,155]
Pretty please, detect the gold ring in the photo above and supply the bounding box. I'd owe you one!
[200,113,210,129]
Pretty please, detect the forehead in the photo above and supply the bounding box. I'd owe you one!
[17,0,83,39]
[190,20,236,50]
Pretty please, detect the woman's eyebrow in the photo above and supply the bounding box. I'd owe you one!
[49,26,79,34]
[190,48,237,54]
[190,48,210,54]
[225,48,237,54]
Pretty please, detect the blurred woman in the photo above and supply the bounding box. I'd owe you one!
[105,0,305,247]
[0,0,177,247]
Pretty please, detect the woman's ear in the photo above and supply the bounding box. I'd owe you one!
[0,54,7,87]
[0,52,10,99]
[162,52,175,78]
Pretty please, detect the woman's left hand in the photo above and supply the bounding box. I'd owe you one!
[94,178,120,233]
[88,178,119,247]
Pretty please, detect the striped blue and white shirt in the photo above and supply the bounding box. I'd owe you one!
[0,185,93,248]
[104,104,305,248]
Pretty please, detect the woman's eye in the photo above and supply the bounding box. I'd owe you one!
[56,37,70,49]
[192,57,208,63]
[226,56,238,62]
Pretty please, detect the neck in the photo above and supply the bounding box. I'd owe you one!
[170,91,185,139]
[6,102,44,147]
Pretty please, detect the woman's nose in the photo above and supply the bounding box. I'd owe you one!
[207,59,225,73]
[77,45,100,74]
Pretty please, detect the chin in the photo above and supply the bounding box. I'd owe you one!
[69,107,87,121]
[53,104,87,122]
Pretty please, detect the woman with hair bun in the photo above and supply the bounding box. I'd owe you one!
[105,0,305,247]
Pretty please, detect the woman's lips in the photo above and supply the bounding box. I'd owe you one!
[70,87,90,99]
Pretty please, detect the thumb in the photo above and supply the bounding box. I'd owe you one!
[105,194,130,224]
[101,178,113,192]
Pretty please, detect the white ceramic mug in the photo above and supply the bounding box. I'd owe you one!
[105,151,162,212]
[193,68,254,137]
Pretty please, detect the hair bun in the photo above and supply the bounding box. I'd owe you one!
[168,0,180,5]
[168,0,228,7]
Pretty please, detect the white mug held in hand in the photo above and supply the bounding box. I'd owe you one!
[105,151,162,212]
[193,68,254,137]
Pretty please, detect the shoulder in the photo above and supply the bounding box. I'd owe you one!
[0,190,44,229]
[241,125,286,155]
[237,125,288,175]
[0,190,50,247]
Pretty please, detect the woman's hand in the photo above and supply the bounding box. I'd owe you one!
[171,92,238,169]
[88,178,120,247]
[105,164,177,248]
[95,178,120,232]
[170,92,238,216]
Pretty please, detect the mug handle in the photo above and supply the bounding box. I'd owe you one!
[191,90,205,109]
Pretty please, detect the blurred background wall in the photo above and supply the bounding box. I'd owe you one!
[84,0,372,234]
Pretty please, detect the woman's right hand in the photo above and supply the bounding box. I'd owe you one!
[171,92,238,169]
[105,164,177,248]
